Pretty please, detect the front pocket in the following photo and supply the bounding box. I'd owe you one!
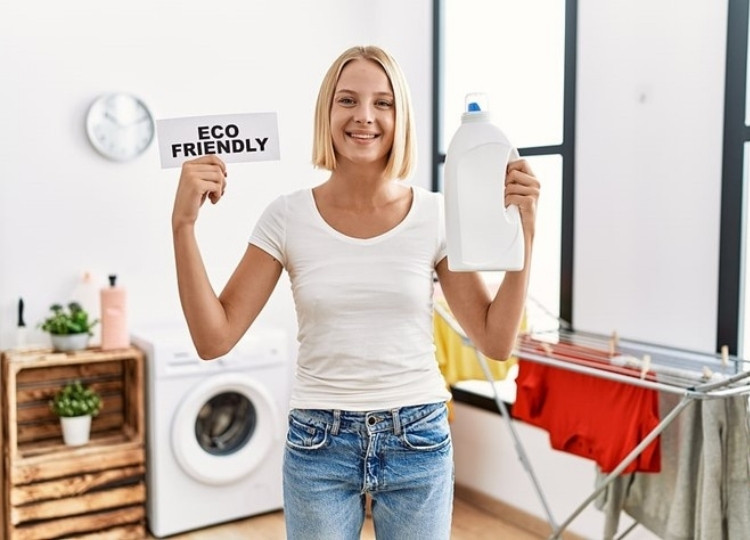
[286,411,329,450]
[401,407,451,451]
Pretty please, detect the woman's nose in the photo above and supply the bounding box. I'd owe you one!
[354,104,374,124]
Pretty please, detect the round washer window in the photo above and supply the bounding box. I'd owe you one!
[195,391,257,456]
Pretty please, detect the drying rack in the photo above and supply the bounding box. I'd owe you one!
[434,302,750,540]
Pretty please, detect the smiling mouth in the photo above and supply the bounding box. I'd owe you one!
[348,132,379,140]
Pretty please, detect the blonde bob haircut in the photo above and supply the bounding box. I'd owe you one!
[312,45,417,180]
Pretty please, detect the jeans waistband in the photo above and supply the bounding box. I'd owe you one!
[291,402,446,436]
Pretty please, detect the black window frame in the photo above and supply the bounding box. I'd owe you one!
[718,0,750,355]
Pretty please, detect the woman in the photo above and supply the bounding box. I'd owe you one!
[171,45,539,539]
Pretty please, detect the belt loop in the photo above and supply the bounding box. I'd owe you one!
[391,408,402,435]
[331,410,341,436]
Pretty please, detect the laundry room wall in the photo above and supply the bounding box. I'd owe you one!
[574,0,727,353]
[0,0,433,354]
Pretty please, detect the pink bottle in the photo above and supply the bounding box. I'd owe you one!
[100,274,129,350]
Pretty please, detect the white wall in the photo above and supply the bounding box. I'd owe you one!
[0,0,433,352]
[574,0,728,352]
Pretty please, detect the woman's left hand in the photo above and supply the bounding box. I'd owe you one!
[505,159,540,237]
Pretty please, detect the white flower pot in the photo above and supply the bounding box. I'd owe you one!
[60,415,92,446]
[51,333,90,352]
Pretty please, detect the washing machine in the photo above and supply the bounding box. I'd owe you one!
[131,322,290,538]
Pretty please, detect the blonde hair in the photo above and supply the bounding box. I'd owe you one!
[312,45,417,180]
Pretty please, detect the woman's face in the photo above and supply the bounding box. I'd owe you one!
[330,58,395,170]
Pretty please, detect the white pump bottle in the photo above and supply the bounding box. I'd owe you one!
[444,93,524,271]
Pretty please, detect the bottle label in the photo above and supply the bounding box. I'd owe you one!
[455,143,523,268]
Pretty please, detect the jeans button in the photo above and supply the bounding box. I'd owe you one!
[367,416,376,426]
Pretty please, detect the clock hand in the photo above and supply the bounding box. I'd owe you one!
[127,114,152,127]
[104,110,125,127]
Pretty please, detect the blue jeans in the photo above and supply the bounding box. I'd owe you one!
[283,402,454,540]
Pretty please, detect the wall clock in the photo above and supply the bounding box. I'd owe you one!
[86,92,155,162]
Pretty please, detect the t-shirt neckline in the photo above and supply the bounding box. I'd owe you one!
[307,186,417,244]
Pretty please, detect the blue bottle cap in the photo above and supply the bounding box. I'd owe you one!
[467,102,482,112]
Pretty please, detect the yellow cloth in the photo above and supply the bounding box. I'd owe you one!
[433,301,517,385]
[433,299,520,420]
[434,312,516,385]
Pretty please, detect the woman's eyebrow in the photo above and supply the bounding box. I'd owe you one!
[334,88,393,97]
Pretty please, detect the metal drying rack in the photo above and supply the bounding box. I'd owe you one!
[434,301,750,539]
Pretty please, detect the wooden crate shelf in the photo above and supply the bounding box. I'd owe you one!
[2,347,146,540]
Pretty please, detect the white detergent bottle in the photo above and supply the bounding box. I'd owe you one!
[444,93,524,271]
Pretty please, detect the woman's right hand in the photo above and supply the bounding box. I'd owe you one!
[171,155,227,231]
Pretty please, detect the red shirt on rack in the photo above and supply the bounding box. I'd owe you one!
[511,345,661,474]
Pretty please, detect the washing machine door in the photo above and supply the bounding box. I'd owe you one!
[171,372,281,485]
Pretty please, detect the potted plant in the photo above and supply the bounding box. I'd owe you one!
[39,302,99,352]
[49,380,103,446]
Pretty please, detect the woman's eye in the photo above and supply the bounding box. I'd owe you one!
[338,97,355,105]
[376,100,393,108]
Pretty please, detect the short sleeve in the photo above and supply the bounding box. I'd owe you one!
[249,195,287,267]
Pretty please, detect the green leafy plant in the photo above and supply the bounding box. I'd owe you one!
[39,302,99,335]
[49,380,103,418]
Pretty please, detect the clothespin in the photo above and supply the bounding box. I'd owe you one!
[702,366,714,380]
[609,330,619,357]
[540,342,553,356]
[640,354,651,380]
[721,345,729,367]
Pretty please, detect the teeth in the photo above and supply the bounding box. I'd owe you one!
[350,133,376,139]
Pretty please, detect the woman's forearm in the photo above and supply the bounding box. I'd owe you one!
[172,224,231,358]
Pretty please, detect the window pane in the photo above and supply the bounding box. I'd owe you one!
[522,154,562,331]
[442,0,566,151]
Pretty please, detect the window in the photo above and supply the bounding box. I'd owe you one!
[433,0,577,330]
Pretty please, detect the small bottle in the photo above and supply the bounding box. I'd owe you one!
[100,274,129,350]
[71,271,101,345]
[444,92,524,271]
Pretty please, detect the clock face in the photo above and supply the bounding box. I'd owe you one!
[86,93,155,162]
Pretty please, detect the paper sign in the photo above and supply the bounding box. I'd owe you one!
[156,112,280,168]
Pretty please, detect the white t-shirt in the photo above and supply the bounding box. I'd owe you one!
[250,185,452,411]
